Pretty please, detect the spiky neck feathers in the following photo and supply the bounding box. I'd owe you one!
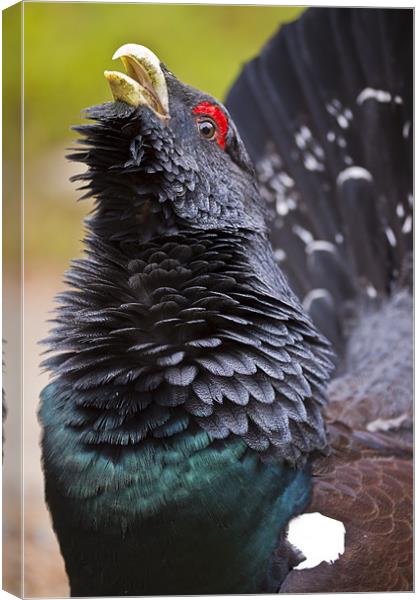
[70,101,266,243]
[44,223,333,467]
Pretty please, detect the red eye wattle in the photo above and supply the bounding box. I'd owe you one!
[192,102,228,150]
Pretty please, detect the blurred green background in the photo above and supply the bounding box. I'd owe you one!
[23,2,304,269]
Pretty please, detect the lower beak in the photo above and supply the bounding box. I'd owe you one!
[104,44,169,120]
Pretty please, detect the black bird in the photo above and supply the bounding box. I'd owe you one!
[39,7,413,595]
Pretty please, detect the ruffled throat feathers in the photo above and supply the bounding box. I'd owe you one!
[43,228,333,467]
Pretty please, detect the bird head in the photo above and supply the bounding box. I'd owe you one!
[72,44,266,241]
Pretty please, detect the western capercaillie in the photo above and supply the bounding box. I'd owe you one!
[39,7,413,595]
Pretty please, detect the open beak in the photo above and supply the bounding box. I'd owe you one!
[104,44,169,120]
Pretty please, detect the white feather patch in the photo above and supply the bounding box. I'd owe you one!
[337,166,373,187]
[402,215,412,234]
[403,122,411,139]
[287,512,346,570]
[307,240,336,255]
[302,288,331,312]
[385,227,397,247]
[356,88,392,105]
[367,413,409,432]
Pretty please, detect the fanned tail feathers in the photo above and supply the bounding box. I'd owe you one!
[226,8,413,356]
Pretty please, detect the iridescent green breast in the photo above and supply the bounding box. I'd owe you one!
[40,382,311,595]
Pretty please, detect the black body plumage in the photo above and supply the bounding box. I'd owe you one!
[39,6,412,595]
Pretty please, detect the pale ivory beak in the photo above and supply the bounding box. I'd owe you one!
[104,43,169,119]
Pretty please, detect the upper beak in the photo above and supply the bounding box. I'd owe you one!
[104,43,169,120]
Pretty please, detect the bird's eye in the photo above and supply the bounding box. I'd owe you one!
[197,118,217,140]
[192,102,228,149]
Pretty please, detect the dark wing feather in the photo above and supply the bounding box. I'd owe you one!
[226,7,413,355]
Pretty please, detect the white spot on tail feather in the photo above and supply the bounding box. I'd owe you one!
[403,122,411,139]
[326,100,352,130]
[357,88,392,105]
[279,172,294,188]
[313,143,325,160]
[337,115,349,129]
[326,99,342,116]
[274,248,286,262]
[337,136,346,148]
[287,513,346,570]
[385,227,397,247]
[304,153,325,172]
[337,166,373,187]
[295,133,306,150]
[396,203,405,218]
[292,225,314,245]
[276,198,289,216]
[295,126,325,169]
[302,288,332,312]
[301,125,312,141]
[367,413,409,433]
[307,240,336,254]
[366,284,377,299]
[402,215,412,234]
